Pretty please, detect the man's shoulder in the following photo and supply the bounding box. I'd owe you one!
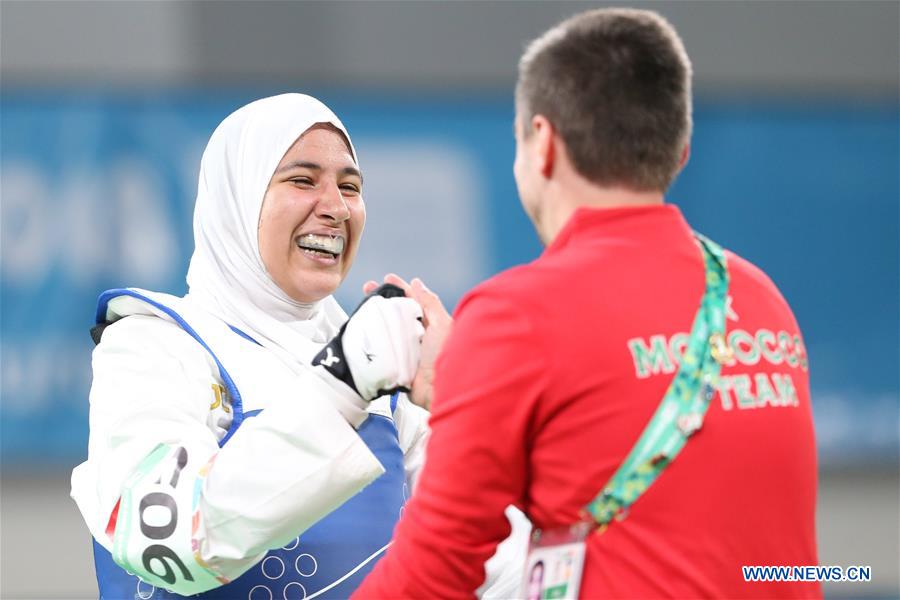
[456,262,546,313]
[724,248,800,327]
[726,250,788,301]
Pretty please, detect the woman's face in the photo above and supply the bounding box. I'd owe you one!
[258,125,365,303]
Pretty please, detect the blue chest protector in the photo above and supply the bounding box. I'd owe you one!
[91,290,406,600]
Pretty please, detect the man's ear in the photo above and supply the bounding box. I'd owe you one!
[678,143,691,170]
[532,115,555,178]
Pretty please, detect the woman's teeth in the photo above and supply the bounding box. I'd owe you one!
[296,233,344,256]
[303,248,336,259]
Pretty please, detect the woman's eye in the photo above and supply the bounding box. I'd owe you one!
[340,184,361,194]
[290,177,314,187]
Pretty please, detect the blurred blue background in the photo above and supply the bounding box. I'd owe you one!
[1,2,897,598]
[3,94,897,467]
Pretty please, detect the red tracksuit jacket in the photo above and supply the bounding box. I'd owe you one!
[355,204,820,599]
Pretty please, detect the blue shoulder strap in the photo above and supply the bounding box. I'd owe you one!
[227,324,260,346]
[95,289,245,446]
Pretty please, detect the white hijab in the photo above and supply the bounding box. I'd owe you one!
[185,93,353,371]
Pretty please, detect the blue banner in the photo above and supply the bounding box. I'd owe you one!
[1,91,897,466]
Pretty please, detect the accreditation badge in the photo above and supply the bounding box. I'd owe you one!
[518,521,591,600]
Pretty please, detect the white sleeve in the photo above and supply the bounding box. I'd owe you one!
[70,315,384,595]
[478,506,532,599]
[392,393,431,491]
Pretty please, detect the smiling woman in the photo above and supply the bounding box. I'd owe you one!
[258,124,366,304]
[69,94,432,599]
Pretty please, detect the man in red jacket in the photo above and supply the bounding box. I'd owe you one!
[356,8,820,599]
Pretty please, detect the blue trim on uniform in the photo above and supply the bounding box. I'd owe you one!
[92,290,408,600]
[228,324,261,346]
[96,289,244,446]
[243,409,263,419]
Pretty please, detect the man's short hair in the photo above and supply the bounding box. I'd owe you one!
[516,8,692,191]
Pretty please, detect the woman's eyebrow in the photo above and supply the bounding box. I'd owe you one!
[341,166,363,184]
[275,162,362,183]
[275,160,321,174]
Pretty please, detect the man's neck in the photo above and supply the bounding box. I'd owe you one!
[538,181,665,245]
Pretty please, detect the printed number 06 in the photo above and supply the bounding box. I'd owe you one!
[143,544,194,585]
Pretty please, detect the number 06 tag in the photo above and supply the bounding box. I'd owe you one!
[518,521,591,600]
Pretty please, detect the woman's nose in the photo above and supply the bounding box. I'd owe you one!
[316,181,350,223]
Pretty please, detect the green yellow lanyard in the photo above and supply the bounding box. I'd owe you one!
[584,233,731,529]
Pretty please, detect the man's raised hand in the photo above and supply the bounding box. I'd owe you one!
[314,283,424,402]
[363,274,453,410]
